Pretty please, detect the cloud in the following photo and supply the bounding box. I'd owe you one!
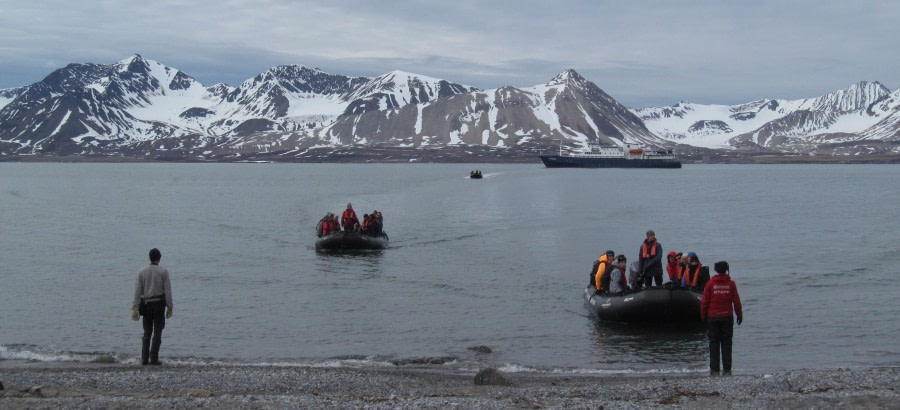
[0,0,897,107]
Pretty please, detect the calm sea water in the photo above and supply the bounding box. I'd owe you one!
[1,162,899,374]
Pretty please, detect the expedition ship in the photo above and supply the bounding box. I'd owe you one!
[540,142,681,168]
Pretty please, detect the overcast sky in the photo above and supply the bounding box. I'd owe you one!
[1,0,897,107]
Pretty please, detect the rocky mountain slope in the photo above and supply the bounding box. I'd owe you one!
[1,55,898,161]
[0,55,665,161]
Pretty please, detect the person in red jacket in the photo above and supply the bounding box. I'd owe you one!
[700,261,743,376]
[317,212,340,237]
[665,251,680,285]
[341,203,359,232]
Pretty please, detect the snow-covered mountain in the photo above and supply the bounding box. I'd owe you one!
[0,55,667,160]
[2,55,897,160]
[317,68,659,150]
[633,81,900,154]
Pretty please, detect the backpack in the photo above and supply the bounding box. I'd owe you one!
[697,266,710,289]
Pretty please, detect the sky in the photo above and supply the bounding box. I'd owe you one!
[1,0,898,108]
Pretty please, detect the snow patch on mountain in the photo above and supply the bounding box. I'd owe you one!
[0,87,25,110]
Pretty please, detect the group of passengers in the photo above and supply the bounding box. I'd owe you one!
[589,230,743,377]
[589,230,709,295]
[316,203,385,237]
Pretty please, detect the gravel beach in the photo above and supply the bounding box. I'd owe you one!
[1,363,897,409]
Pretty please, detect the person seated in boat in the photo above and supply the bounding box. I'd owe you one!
[674,252,690,287]
[367,210,383,235]
[681,253,709,290]
[666,251,680,285]
[341,203,359,232]
[360,213,370,234]
[601,255,629,295]
[590,250,616,291]
[317,212,339,237]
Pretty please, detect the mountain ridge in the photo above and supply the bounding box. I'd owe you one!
[1,55,898,161]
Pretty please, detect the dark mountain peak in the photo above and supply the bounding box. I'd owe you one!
[119,54,152,75]
[548,69,587,87]
[206,83,234,97]
[39,63,106,90]
[261,65,321,80]
[244,65,364,97]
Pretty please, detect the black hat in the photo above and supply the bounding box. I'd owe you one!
[605,249,615,257]
[616,255,627,263]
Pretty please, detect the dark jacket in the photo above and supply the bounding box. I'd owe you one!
[638,240,663,278]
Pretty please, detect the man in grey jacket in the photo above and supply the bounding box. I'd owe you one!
[131,248,173,365]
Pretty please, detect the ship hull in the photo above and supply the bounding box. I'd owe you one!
[540,155,682,168]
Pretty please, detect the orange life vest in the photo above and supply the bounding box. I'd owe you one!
[594,254,611,291]
[641,241,658,259]
[682,263,704,287]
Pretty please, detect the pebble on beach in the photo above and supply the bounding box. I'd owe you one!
[0,364,897,408]
[473,368,507,385]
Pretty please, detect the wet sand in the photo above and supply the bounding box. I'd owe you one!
[1,363,897,408]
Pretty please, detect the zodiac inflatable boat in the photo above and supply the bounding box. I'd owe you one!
[315,231,389,251]
[583,286,703,323]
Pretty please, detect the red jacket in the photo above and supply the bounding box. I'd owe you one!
[341,209,359,230]
[665,251,679,281]
[700,274,743,321]
[322,217,340,235]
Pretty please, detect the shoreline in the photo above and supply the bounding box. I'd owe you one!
[1,363,897,408]
[3,153,900,164]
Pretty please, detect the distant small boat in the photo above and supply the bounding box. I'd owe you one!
[316,231,389,251]
[469,170,483,179]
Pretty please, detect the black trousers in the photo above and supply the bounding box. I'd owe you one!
[643,271,663,287]
[707,316,734,373]
[639,266,663,288]
[141,301,166,364]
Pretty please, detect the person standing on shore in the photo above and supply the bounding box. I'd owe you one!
[700,261,743,376]
[131,248,174,365]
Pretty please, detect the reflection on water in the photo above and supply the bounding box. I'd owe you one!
[590,320,706,368]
